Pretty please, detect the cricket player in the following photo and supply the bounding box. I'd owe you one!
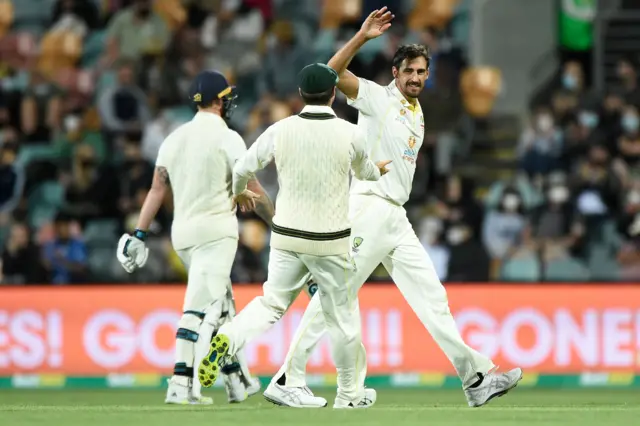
[196,63,392,409]
[264,8,523,408]
[116,70,270,405]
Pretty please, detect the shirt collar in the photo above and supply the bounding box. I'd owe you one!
[387,81,421,113]
[194,111,227,127]
[300,105,336,116]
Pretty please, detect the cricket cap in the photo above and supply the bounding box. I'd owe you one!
[298,63,339,94]
[188,70,234,106]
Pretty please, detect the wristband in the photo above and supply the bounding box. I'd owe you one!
[133,229,147,241]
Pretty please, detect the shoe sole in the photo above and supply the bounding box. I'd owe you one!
[263,392,328,408]
[198,334,230,388]
[471,370,523,408]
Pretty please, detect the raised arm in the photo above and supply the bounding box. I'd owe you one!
[327,7,394,99]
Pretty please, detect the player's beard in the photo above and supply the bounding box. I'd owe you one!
[405,82,422,98]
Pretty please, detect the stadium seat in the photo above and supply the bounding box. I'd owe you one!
[27,181,65,230]
[11,0,54,36]
[500,257,541,282]
[460,67,502,118]
[545,257,590,282]
[84,219,118,245]
[320,0,362,29]
[408,0,461,30]
[81,30,107,68]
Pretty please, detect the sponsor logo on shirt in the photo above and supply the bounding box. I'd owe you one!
[403,136,418,164]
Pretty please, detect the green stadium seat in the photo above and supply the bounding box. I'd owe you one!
[500,256,541,281]
[545,257,590,281]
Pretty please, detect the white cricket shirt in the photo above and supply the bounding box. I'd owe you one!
[233,105,381,256]
[347,78,425,206]
[155,112,247,251]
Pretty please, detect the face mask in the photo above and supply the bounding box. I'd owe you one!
[622,114,639,133]
[446,227,466,245]
[563,73,577,90]
[548,186,569,203]
[33,83,50,96]
[537,115,553,132]
[64,115,81,133]
[502,194,520,211]
[579,111,599,129]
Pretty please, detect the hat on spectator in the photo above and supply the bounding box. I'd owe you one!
[189,70,234,106]
[298,63,339,94]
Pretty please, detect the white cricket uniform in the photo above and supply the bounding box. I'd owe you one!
[218,105,381,403]
[156,111,246,313]
[273,79,496,389]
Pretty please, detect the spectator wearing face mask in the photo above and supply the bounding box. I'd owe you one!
[482,188,528,260]
[518,107,563,177]
[446,221,490,282]
[41,212,88,284]
[1,221,47,284]
[612,104,640,187]
[571,144,621,234]
[600,89,626,144]
[20,69,64,143]
[563,105,606,165]
[418,216,449,281]
[434,175,484,238]
[104,0,170,64]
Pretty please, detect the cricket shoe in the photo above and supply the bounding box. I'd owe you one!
[198,334,231,388]
[333,388,376,409]
[464,368,523,407]
[263,382,328,408]
[164,378,213,405]
[244,376,262,397]
[225,372,248,403]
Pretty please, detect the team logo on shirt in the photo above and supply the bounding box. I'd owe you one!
[403,136,418,164]
[352,237,363,253]
[400,109,406,116]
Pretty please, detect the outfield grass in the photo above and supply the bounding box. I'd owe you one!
[1,389,638,426]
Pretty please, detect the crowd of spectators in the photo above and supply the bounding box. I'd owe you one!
[0,0,635,285]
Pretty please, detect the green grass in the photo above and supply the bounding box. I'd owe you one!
[1,389,639,426]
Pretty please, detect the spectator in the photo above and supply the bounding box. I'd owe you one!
[560,60,587,101]
[258,21,310,99]
[446,220,490,281]
[617,180,640,280]
[63,144,120,226]
[482,187,528,260]
[118,139,154,219]
[42,212,88,284]
[518,107,563,177]
[0,141,24,215]
[105,0,170,63]
[571,144,621,220]
[563,103,606,164]
[613,104,640,187]
[98,59,152,138]
[232,219,268,283]
[51,0,100,31]
[600,89,625,142]
[20,69,64,143]
[141,109,186,164]
[418,216,449,281]
[1,221,46,284]
[435,175,483,238]
[615,56,640,106]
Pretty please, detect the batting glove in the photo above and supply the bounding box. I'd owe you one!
[116,229,149,273]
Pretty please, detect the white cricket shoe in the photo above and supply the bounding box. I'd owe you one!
[464,368,523,407]
[164,378,213,405]
[263,382,328,408]
[225,372,248,403]
[333,388,376,409]
[244,376,262,397]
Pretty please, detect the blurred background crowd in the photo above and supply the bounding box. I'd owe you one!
[0,0,637,285]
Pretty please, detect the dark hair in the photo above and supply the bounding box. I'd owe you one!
[392,44,430,71]
[300,87,334,106]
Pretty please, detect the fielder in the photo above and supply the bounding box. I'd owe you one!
[264,8,523,408]
[196,63,391,409]
[116,70,270,405]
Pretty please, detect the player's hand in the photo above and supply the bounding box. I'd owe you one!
[376,160,392,176]
[116,233,149,273]
[359,7,394,40]
[233,189,259,213]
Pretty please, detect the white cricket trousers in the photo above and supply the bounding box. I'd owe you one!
[177,237,237,313]
[274,195,495,389]
[218,247,363,402]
